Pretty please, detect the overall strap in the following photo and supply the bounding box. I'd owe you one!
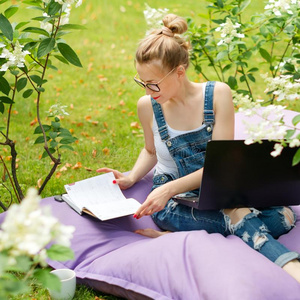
[151,97,169,141]
[203,81,216,125]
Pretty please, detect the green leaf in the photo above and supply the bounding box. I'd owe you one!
[285,129,296,139]
[54,55,69,65]
[15,21,30,30]
[0,278,29,295]
[47,244,74,261]
[0,13,13,41]
[248,67,259,73]
[292,114,300,126]
[259,48,271,63]
[0,102,4,114]
[49,131,58,139]
[240,0,251,12]
[228,76,237,90]
[16,77,27,92]
[41,148,55,159]
[216,0,224,8]
[216,50,228,61]
[48,1,62,16]
[51,120,61,130]
[0,96,13,104]
[24,41,38,51]
[30,74,43,85]
[50,140,58,148]
[222,64,232,73]
[4,5,18,19]
[34,124,51,134]
[292,148,300,167]
[57,43,82,67]
[37,37,55,58]
[34,268,61,291]
[9,255,32,273]
[59,145,74,151]
[0,77,11,95]
[22,26,50,37]
[37,87,45,92]
[60,137,76,144]
[247,74,256,82]
[59,24,86,31]
[34,136,50,144]
[283,63,295,72]
[23,89,34,98]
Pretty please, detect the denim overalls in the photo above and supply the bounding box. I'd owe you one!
[151,81,299,267]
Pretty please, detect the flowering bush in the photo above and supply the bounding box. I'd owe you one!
[0,0,83,207]
[0,187,75,299]
[187,0,300,164]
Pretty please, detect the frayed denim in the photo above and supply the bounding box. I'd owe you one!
[152,203,299,267]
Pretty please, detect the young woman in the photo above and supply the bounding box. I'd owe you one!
[97,14,300,283]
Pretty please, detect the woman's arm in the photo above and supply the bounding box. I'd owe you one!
[97,95,157,189]
[134,82,235,218]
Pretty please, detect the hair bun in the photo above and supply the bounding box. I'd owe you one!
[162,14,188,35]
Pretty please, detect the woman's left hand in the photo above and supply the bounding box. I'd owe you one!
[134,184,171,219]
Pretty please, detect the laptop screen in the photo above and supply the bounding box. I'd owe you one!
[198,140,300,210]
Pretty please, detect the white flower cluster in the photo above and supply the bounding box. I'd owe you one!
[0,188,75,266]
[55,0,82,7]
[40,5,71,33]
[232,91,256,110]
[47,103,69,116]
[274,57,299,73]
[265,0,300,16]
[42,0,82,7]
[143,3,169,35]
[262,74,300,101]
[242,103,287,142]
[215,18,245,46]
[0,41,30,72]
[238,101,300,157]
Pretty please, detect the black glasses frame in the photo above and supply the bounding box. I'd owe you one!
[133,68,175,92]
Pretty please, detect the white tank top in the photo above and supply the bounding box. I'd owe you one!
[152,82,207,177]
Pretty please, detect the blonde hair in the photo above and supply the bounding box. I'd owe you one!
[135,14,190,71]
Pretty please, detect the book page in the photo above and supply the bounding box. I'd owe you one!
[64,172,141,220]
[83,198,141,221]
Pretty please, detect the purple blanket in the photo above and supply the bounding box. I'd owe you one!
[1,110,300,300]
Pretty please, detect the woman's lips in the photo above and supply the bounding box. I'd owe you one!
[153,96,160,100]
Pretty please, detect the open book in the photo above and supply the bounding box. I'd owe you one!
[61,172,141,221]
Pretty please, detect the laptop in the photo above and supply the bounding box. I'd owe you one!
[173,140,300,210]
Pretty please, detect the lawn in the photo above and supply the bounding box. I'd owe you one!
[0,0,269,201]
[0,0,298,299]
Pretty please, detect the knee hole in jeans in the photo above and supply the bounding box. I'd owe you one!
[282,207,296,229]
[223,207,252,225]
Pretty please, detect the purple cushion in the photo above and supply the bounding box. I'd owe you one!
[1,110,300,300]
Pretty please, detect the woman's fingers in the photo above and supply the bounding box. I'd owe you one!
[96,167,115,173]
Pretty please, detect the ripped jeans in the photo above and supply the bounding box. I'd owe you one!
[152,200,300,267]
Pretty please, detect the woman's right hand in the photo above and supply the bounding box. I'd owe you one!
[96,167,135,190]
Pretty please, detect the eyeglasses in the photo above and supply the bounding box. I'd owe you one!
[133,68,175,92]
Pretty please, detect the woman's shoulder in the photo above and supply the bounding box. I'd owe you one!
[212,81,231,93]
[137,95,153,122]
[137,95,152,107]
[211,81,232,103]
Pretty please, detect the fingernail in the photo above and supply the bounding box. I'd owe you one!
[112,180,117,184]
[133,214,137,218]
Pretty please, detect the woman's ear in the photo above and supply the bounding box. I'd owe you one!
[176,65,185,77]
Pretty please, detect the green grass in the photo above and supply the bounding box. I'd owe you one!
[0,0,299,299]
